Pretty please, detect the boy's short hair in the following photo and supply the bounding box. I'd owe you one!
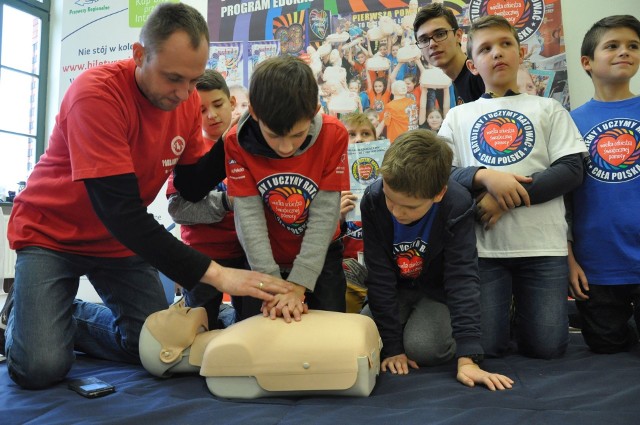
[196,69,230,97]
[379,129,452,199]
[466,15,519,58]
[413,3,459,39]
[580,15,640,77]
[249,56,319,135]
[341,112,376,135]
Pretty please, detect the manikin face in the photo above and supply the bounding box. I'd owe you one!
[199,89,235,141]
[134,31,209,111]
[346,123,376,144]
[415,17,462,69]
[582,27,640,85]
[466,27,523,94]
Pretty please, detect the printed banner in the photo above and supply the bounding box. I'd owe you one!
[346,139,390,221]
[247,40,280,80]
[208,41,244,86]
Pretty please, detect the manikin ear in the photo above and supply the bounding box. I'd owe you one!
[433,185,448,203]
[132,42,146,67]
[466,58,479,76]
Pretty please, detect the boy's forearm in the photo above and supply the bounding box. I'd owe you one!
[518,154,584,205]
[288,190,341,291]
[233,195,281,277]
[167,191,230,225]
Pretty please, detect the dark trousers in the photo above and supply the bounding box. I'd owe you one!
[576,284,640,354]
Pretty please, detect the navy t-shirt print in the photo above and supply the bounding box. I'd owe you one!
[392,204,439,280]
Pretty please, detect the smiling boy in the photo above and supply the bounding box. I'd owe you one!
[225,56,350,322]
[438,15,587,359]
[567,15,640,354]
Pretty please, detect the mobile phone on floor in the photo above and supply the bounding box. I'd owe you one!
[68,377,115,398]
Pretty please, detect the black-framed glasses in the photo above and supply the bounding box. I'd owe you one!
[415,29,456,48]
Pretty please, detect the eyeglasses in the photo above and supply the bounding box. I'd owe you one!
[415,29,456,48]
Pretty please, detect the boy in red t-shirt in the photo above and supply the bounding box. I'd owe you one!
[167,70,261,329]
[225,56,350,321]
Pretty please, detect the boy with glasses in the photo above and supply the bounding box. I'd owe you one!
[413,3,485,104]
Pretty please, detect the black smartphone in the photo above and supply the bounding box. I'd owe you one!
[68,377,116,398]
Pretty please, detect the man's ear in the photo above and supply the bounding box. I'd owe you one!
[132,42,145,67]
[466,58,479,76]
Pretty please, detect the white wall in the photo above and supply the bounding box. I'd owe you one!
[561,0,640,109]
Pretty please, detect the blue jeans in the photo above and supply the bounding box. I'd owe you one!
[479,256,569,359]
[6,246,168,389]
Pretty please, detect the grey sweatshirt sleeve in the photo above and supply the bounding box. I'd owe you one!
[287,190,341,292]
[233,195,281,277]
[167,191,231,225]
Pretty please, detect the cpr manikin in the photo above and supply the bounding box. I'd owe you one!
[139,301,382,399]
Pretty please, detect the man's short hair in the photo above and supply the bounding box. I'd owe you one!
[379,129,452,199]
[140,3,209,59]
[196,69,230,98]
[341,112,376,135]
[413,3,459,39]
[581,15,640,77]
[466,15,519,59]
[249,55,319,136]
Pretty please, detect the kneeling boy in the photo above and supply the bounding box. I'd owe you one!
[361,130,512,390]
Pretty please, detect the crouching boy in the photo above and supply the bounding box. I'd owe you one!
[361,129,513,390]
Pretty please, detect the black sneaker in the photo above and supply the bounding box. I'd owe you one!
[0,283,14,356]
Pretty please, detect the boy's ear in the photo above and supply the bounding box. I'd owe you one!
[519,46,525,64]
[229,95,237,109]
[248,104,258,121]
[580,55,593,73]
[455,28,464,46]
[433,185,448,203]
[315,103,321,115]
[466,58,479,76]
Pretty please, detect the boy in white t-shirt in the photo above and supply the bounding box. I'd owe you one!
[438,15,587,359]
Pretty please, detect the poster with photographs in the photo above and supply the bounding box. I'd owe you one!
[247,40,280,81]
[211,0,570,111]
[346,139,390,222]
[208,41,243,86]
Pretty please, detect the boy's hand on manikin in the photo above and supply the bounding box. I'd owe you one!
[261,284,308,323]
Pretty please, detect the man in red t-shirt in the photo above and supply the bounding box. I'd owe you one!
[3,3,291,390]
